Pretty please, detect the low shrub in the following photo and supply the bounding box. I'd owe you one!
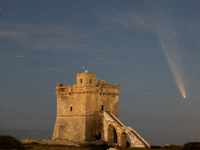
[90,143,111,150]
[0,135,25,149]
[151,145,162,149]
[182,142,200,150]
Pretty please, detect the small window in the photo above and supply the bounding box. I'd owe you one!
[90,79,92,83]
[80,79,82,83]
[70,107,73,111]
[100,105,103,111]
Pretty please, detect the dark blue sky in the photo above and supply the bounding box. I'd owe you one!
[1,0,200,146]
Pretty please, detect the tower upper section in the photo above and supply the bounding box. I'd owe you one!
[77,72,96,87]
[55,72,120,95]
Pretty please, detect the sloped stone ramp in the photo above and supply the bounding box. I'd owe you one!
[102,111,151,148]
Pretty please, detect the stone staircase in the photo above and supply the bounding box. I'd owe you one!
[104,111,151,148]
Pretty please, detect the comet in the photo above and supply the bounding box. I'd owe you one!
[151,8,186,99]
[165,50,186,99]
[156,31,186,99]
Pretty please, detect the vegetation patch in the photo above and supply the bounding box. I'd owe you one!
[182,142,200,150]
[89,143,111,150]
[0,135,25,149]
[118,145,183,150]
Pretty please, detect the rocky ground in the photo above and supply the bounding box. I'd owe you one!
[21,139,183,150]
[23,143,90,150]
[21,139,113,150]
[21,138,78,147]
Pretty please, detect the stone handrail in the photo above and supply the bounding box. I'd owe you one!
[127,127,151,148]
[105,111,125,127]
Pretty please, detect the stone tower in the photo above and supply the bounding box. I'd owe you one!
[52,72,151,148]
[52,72,120,142]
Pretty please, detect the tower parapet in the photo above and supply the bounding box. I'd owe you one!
[55,73,120,96]
[55,84,72,94]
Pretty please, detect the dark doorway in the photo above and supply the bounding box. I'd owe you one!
[108,125,117,143]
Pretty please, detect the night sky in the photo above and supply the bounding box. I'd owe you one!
[1,0,200,146]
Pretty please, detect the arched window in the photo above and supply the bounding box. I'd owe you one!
[80,79,82,83]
